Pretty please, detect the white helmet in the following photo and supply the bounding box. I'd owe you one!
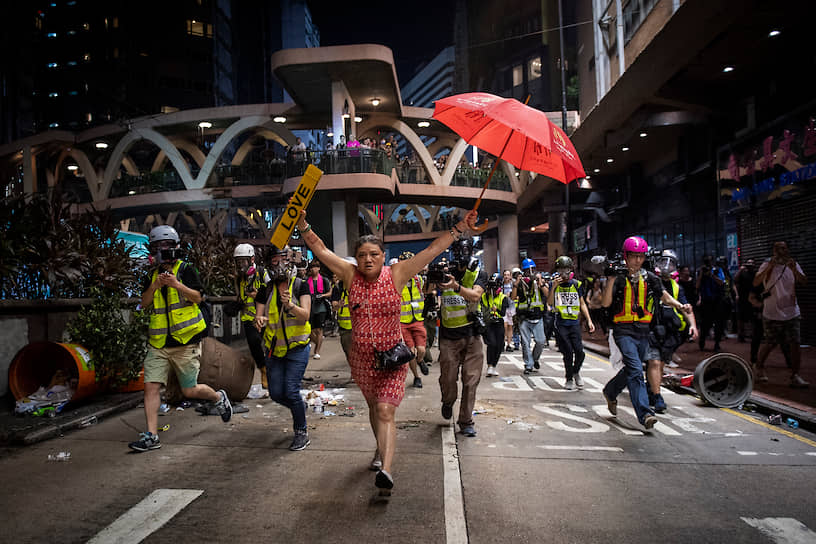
[388,257,399,265]
[233,243,255,258]
[344,256,358,266]
[148,225,179,244]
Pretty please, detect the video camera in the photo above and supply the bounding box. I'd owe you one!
[591,253,628,276]
[427,262,449,284]
[155,248,185,264]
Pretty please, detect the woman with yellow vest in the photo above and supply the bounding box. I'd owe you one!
[253,247,313,451]
[398,251,430,389]
[129,225,232,453]
[547,256,595,390]
[600,236,691,430]
[296,205,478,493]
[233,243,272,388]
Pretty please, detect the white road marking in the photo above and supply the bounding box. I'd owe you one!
[806,452,816,456]
[87,488,203,544]
[441,424,468,544]
[741,517,816,543]
[537,445,624,452]
[738,451,758,456]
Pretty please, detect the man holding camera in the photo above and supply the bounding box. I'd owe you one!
[752,241,809,388]
[513,258,549,374]
[129,225,232,452]
[436,238,486,437]
[601,237,691,429]
[233,243,272,389]
[547,256,594,390]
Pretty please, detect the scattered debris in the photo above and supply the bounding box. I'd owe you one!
[158,403,170,414]
[246,384,268,399]
[786,418,799,429]
[768,414,782,425]
[78,416,98,428]
[47,452,71,462]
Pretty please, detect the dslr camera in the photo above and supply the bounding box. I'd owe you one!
[427,262,448,284]
[591,253,628,276]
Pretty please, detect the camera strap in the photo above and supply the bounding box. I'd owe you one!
[764,264,788,296]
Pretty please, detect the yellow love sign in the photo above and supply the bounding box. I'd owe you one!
[270,164,323,249]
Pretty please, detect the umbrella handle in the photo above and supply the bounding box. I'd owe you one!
[470,218,490,233]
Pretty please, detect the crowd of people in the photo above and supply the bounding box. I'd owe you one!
[126,220,807,494]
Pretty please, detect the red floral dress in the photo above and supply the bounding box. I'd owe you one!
[348,266,407,406]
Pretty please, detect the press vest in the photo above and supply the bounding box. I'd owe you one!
[517,278,545,312]
[667,279,688,332]
[553,279,582,321]
[263,277,312,357]
[612,274,654,324]
[148,261,207,348]
[441,266,479,329]
[400,276,425,323]
[480,291,507,321]
[337,289,351,330]
[238,267,270,322]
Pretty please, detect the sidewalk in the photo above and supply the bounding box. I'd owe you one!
[581,329,816,427]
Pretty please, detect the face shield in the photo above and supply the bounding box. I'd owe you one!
[655,256,677,278]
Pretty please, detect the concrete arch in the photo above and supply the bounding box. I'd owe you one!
[230,128,290,166]
[151,139,207,173]
[357,117,441,185]
[52,148,101,198]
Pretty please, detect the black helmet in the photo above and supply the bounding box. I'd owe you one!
[450,238,473,261]
[487,272,501,291]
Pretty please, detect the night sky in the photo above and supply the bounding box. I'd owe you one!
[310,1,457,86]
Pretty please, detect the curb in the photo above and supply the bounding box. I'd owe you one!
[0,392,143,446]
[581,340,816,431]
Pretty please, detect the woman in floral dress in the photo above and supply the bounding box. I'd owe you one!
[297,208,477,491]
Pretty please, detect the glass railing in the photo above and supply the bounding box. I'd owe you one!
[212,161,286,186]
[450,166,512,191]
[285,148,395,177]
[384,213,467,236]
[109,170,186,198]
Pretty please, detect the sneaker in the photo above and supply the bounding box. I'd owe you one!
[791,374,810,389]
[441,403,453,420]
[419,360,429,376]
[128,431,161,452]
[460,424,477,437]
[603,391,617,416]
[375,469,394,489]
[289,431,310,451]
[523,367,533,375]
[643,414,658,429]
[654,394,667,413]
[413,377,423,388]
[564,379,574,390]
[505,344,513,352]
[313,353,321,360]
[574,374,584,389]
[370,452,383,471]
[647,390,656,407]
[485,366,495,377]
[215,389,233,422]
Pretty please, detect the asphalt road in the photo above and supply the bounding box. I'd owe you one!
[2,336,816,544]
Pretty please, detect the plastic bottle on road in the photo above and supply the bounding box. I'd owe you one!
[313,396,323,413]
[79,416,98,428]
[786,418,799,429]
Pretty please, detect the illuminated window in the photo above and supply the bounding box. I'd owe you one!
[67,60,77,66]
[49,92,59,98]
[69,90,79,95]
[187,19,212,38]
[47,62,58,68]
[528,57,542,81]
[49,122,59,128]
[512,65,523,87]
[86,113,93,122]
[67,30,76,35]
[82,22,89,31]
[83,53,90,61]
[113,17,118,28]
[47,31,57,38]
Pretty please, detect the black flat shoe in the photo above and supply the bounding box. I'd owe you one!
[375,469,394,489]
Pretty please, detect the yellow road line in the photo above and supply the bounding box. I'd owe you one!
[722,407,816,448]
[586,352,610,365]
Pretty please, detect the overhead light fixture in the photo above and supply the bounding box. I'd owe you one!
[606,158,614,163]
[67,164,78,171]
[530,227,536,231]
[273,116,286,123]
[622,146,630,151]
[342,113,350,119]
[198,121,212,129]
[327,131,333,137]
[768,29,780,37]
[593,168,600,173]
[417,121,430,128]
[128,190,136,195]
[585,175,591,179]
[95,142,109,149]
[639,132,647,138]
[371,98,380,106]
[722,66,734,73]
[354,116,362,122]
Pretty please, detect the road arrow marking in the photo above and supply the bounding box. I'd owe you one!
[741,517,816,543]
[88,488,203,544]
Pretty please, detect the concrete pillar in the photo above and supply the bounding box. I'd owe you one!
[615,0,625,76]
[331,200,348,257]
[345,194,359,257]
[498,214,519,270]
[23,146,37,194]
[331,80,354,145]
[482,237,498,275]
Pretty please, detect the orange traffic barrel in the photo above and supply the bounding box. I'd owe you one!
[8,342,100,402]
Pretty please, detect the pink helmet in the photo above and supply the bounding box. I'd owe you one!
[622,236,648,254]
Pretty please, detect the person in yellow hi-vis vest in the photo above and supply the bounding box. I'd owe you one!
[233,243,272,389]
[601,236,691,430]
[547,256,594,391]
[434,238,487,438]
[253,248,313,452]
[482,273,509,377]
[331,256,357,359]
[129,225,232,453]
[398,251,430,388]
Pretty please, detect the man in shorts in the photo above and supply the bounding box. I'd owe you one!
[129,225,232,452]
[397,251,430,387]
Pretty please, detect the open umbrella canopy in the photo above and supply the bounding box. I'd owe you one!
[433,92,585,184]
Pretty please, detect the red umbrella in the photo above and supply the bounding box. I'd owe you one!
[433,92,586,223]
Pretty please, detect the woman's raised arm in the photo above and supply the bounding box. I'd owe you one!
[296,209,356,287]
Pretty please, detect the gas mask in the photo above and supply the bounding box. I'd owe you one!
[655,256,677,279]
[235,258,255,277]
